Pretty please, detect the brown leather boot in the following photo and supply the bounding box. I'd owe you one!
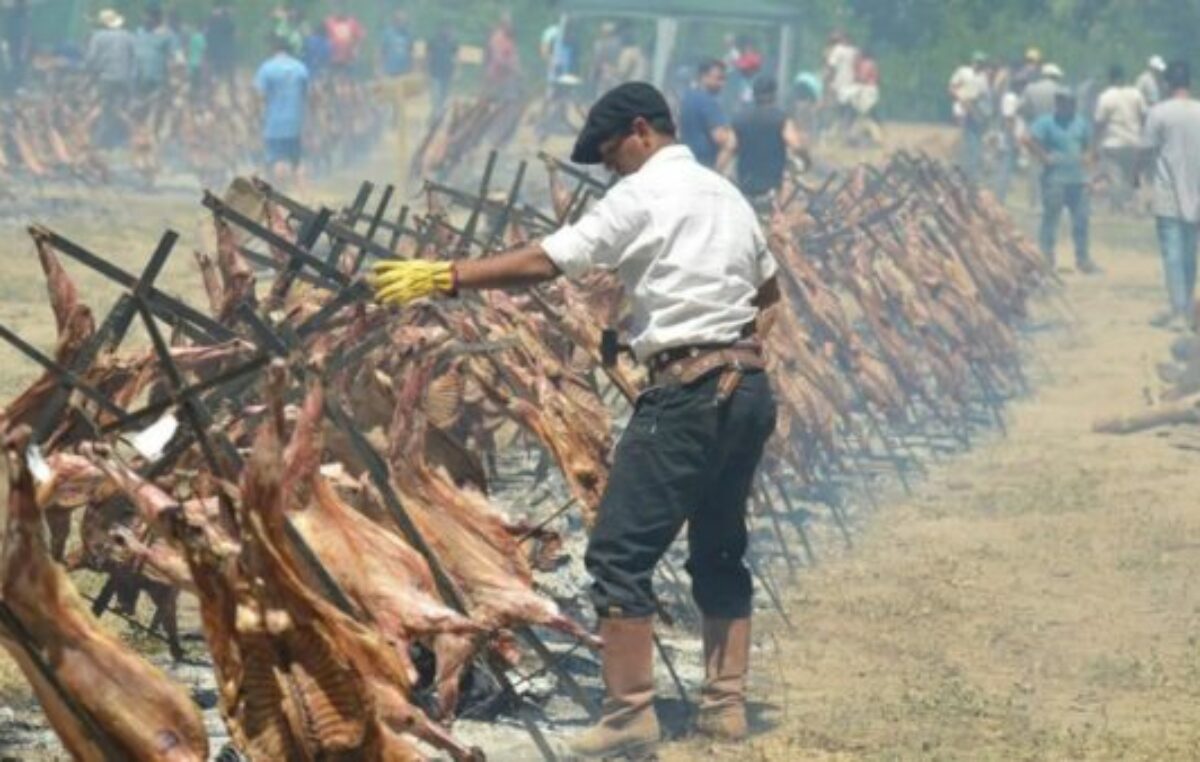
[568,616,660,759]
[696,617,751,741]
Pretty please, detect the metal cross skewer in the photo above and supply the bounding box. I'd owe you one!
[31,226,235,344]
[251,177,402,263]
[325,181,375,267]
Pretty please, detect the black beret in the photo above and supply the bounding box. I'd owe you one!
[571,82,675,165]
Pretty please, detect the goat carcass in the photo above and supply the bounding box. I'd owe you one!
[388,364,598,652]
[283,377,488,719]
[0,428,208,761]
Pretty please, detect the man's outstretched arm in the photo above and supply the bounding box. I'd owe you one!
[454,243,561,290]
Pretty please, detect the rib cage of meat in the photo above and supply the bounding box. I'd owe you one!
[152,364,481,761]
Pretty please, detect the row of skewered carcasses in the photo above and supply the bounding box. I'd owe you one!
[0,151,1054,760]
[0,68,386,190]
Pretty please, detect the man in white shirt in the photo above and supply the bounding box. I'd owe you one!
[949,52,991,181]
[825,30,859,133]
[1095,64,1147,212]
[371,82,780,759]
[1141,60,1200,330]
[997,85,1022,202]
[1138,55,1166,107]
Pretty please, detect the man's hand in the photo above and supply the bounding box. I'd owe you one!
[370,259,455,307]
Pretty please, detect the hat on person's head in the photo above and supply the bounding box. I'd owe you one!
[753,75,779,99]
[1042,62,1064,79]
[97,8,124,28]
[1149,55,1167,73]
[571,82,674,165]
[1054,86,1077,102]
[1025,47,1042,63]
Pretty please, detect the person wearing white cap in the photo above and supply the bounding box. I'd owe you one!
[1023,63,1065,121]
[949,51,992,182]
[1019,63,1064,206]
[86,8,136,147]
[1139,56,1166,106]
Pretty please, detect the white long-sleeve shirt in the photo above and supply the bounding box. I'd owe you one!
[540,145,777,361]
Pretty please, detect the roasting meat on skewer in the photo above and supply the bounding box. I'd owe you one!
[0,427,209,762]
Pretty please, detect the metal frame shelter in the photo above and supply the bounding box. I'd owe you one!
[558,0,800,96]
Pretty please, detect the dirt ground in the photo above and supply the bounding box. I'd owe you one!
[663,211,1200,761]
[2,122,1199,761]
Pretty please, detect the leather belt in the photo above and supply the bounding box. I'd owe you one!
[648,341,765,388]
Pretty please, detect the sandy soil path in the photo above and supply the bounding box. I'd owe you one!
[666,216,1200,761]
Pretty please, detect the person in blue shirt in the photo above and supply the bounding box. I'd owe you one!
[379,9,412,77]
[254,35,310,186]
[301,24,331,78]
[1024,89,1101,274]
[133,4,179,97]
[680,58,736,170]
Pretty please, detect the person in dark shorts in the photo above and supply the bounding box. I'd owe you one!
[254,35,309,185]
[733,75,807,207]
[370,82,779,760]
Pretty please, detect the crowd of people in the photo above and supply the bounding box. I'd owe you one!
[21,2,459,188]
[946,48,1200,332]
[13,1,1200,332]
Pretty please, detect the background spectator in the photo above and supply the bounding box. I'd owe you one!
[3,0,30,93]
[1025,90,1099,273]
[133,4,179,98]
[681,58,735,170]
[614,21,647,83]
[484,13,521,102]
[426,22,458,122]
[86,8,136,147]
[1094,64,1147,212]
[301,22,331,79]
[380,9,413,77]
[1142,60,1200,330]
[254,33,310,186]
[1138,56,1166,107]
[324,0,364,78]
[205,0,237,102]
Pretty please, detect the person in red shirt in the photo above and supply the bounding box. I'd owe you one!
[733,38,763,108]
[484,12,521,102]
[855,50,879,88]
[847,46,882,144]
[324,0,363,77]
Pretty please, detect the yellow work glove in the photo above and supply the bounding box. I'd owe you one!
[370,260,456,307]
